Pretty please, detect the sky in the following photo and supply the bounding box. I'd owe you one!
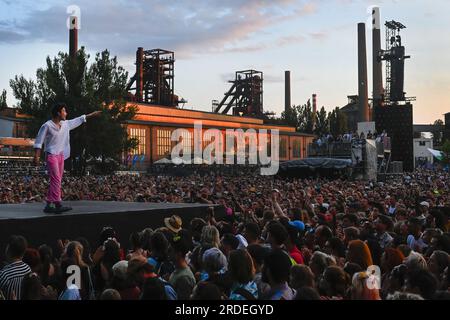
[0,0,449,124]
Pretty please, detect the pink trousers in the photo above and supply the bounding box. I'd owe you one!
[46,153,64,203]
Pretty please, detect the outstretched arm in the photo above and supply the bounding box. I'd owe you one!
[67,115,87,130]
[67,111,102,130]
[86,110,102,119]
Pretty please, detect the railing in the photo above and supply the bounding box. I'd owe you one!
[0,150,34,157]
[308,142,353,158]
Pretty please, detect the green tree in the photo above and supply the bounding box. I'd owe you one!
[314,106,329,136]
[297,100,314,134]
[431,119,444,146]
[328,107,348,136]
[328,109,337,135]
[0,89,7,111]
[281,100,315,134]
[281,104,299,129]
[10,47,137,173]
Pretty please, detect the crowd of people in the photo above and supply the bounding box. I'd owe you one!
[0,161,43,176]
[0,166,449,300]
[313,130,385,146]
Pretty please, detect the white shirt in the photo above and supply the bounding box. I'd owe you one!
[33,115,87,160]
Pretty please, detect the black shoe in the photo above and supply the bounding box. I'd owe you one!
[43,203,56,213]
[55,203,72,213]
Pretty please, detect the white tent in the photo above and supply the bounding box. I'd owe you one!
[171,157,193,165]
[154,158,172,164]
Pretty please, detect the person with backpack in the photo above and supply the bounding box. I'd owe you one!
[228,249,258,300]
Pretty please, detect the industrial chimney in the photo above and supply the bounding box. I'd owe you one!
[284,71,291,114]
[312,94,317,129]
[69,16,78,60]
[136,47,144,102]
[358,23,370,122]
[372,6,384,110]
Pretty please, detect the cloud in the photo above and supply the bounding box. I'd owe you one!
[217,33,308,55]
[0,0,318,58]
[0,29,25,42]
[296,2,317,15]
[220,43,269,53]
[220,72,235,82]
[293,75,308,82]
[214,30,311,54]
[276,35,306,46]
[264,74,285,83]
[309,32,328,40]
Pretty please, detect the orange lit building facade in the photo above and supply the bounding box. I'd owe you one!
[125,103,315,164]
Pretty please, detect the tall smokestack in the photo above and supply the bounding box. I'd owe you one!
[358,23,370,122]
[136,47,144,102]
[372,6,383,110]
[312,94,317,129]
[69,16,78,60]
[284,71,291,114]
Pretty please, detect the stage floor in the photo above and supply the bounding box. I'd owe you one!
[0,201,222,260]
[0,201,214,220]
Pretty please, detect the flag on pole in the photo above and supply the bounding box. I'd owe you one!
[427,148,444,161]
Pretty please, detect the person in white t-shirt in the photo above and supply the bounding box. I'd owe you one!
[33,103,101,213]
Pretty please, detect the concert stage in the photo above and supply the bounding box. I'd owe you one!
[0,201,223,260]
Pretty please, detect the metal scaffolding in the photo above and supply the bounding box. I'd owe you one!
[380,21,414,103]
[214,70,263,117]
[127,48,177,106]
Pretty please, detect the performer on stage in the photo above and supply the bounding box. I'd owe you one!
[33,103,101,213]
